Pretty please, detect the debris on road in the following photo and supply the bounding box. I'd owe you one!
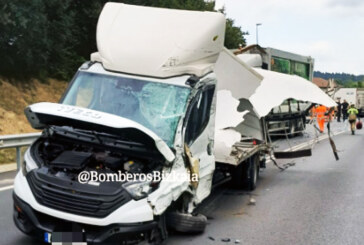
[208,236,215,241]
[248,197,256,205]
[221,238,231,242]
[233,209,245,216]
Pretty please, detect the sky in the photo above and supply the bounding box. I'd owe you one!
[215,0,364,75]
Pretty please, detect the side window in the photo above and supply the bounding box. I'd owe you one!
[185,86,215,145]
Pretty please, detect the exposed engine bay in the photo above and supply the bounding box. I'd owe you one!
[30,126,165,181]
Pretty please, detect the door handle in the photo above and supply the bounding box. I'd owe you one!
[207,141,213,155]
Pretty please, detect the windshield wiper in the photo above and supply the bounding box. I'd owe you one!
[90,130,104,145]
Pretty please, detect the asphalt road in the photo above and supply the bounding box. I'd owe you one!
[170,128,364,245]
[0,123,362,245]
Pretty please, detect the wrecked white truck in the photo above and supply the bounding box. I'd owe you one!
[12,3,336,245]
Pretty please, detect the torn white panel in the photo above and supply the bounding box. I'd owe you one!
[214,129,241,164]
[147,159,190,215]
[235,98,263,141]
[214,91,252,165]
[250,68,337,117]
[215,90,249,129]
[215,48,263,100]
[192,172,213,208]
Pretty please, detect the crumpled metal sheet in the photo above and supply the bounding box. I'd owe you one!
[250,68,337,117]
[214,90,249,164]
[215,90,249,130]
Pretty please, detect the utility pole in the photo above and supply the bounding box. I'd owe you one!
[256,23,262,45]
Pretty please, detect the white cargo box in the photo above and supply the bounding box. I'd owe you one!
[92,3,226,78]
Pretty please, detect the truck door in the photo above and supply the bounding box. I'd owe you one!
[184,84,216,204]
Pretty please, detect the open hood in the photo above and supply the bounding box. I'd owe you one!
[25,102,175,162]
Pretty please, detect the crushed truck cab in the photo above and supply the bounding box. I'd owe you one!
[14,64,219,243]
[13,3,336,245]
[13,4,230,244]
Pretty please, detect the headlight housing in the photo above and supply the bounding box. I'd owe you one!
[122,181,153,200]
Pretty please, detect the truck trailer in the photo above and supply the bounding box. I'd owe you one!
[235,45,315,136]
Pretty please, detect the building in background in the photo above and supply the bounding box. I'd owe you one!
[313,77,340,97]
[334,88,364,115]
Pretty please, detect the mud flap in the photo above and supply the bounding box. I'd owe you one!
[327,121,339,161]
[274,149,312,159]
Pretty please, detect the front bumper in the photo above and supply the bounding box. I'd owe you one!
[13,192,158,244]
[13,170,154,225]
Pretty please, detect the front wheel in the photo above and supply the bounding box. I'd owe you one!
[166,212,207,233]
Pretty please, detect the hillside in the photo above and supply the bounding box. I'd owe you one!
[0,78,68,163]
[314,71,364,84]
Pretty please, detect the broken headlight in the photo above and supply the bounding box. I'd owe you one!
[22,148,38,176]
[122,181,153,200]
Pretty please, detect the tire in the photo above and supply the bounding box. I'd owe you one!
[259,157,266,168]
[245,155,259,191]
[231,160,245,188]
[166,212,207,233]
[231,155,259,191]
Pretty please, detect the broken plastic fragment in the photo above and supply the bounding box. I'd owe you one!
[248,197,256,205]
[221,238,231,242]
[208,236,215,241]
[214,129,241,162]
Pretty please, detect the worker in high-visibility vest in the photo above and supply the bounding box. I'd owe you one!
[347,104,359,135]
[316,105,327,133]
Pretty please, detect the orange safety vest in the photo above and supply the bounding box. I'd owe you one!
[316,105,327,118]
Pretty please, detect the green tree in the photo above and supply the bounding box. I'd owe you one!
[346,81,358,88]
[0,0,247,80]
[0,0,49,77]
[224,18,247,49]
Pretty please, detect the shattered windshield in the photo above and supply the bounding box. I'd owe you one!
[62,71,191,146]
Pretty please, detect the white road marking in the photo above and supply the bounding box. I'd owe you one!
[0,179,14,185]
[0,185,13,192]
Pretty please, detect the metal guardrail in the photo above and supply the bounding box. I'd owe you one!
[0,133,41,170]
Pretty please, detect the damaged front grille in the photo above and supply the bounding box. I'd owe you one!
[27,170,131,218]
